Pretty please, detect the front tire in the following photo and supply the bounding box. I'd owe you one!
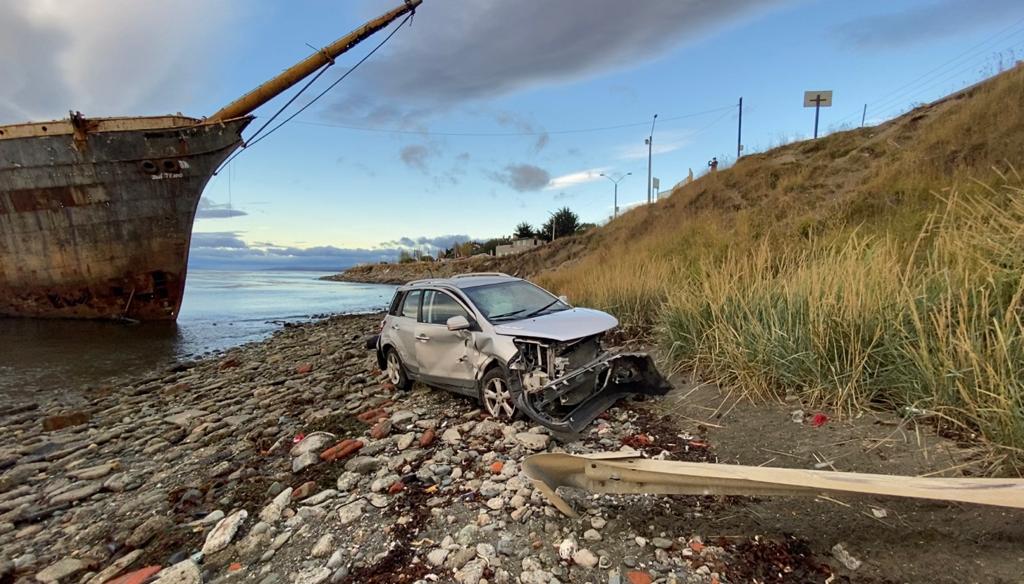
[384,347,412,391]
[479,368,517,421]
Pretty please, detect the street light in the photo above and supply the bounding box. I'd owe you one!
[599,172,631,219]
[645,113,658,204]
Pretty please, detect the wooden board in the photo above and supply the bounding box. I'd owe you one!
[522,452,1024,517]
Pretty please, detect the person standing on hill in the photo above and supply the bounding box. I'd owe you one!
[708,157,719,172]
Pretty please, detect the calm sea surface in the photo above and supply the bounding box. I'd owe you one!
[0,270,395,398]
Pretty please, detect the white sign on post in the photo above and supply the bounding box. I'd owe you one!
[803,91,833,108]
[652,177,660,189]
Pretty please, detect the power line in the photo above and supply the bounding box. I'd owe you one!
[835,17,1024,126]
[874,39,1024,120]
[291,104,737,137]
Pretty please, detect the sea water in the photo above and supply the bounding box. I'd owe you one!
[0,270,395,399]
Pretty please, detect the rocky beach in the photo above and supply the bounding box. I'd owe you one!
[2,313,1022,584]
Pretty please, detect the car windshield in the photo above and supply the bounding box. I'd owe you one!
[464,281,569,322]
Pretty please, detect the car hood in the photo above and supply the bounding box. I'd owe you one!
[492,308,618,342]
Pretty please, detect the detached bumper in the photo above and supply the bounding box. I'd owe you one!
[512,352,671,435]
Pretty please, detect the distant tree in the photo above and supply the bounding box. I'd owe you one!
[398,250,416,264]
[420,254,435,262]
[514,222,535,239]
[539,207,581,241]
[454,241,477,258]
[578,222,598,233]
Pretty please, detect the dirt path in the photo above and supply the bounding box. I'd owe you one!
[644,377,1024,583]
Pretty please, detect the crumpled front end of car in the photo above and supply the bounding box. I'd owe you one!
[507,334,671,434]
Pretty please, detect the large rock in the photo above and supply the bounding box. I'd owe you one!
[572,549,599,568]
[292,452,319,473]
[84,550,144,584]
[343,456,381,475]
[289,432,335,458]
[163,410,207,428]
[42,412,90,432]
[202,510,247,555]
[515,432,550,451]
[50,482,102,505]
[454,559,486,584]
[337,501,364,525]
[126,516,173,548]
[68,461,119,481]
[35,558,85,583]
[259,487,292,523]
[152,560,201,584]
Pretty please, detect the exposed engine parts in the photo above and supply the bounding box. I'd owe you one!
[508,335,671,434]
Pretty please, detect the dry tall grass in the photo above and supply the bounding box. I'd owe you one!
[536,66,1024,466]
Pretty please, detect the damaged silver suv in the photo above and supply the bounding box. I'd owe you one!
[372,273,670,433]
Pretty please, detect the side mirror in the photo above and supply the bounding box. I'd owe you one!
[558,295,570,305]
[447,315,471,331]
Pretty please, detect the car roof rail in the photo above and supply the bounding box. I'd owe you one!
[450,272,512,279]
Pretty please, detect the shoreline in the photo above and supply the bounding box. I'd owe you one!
[1,314,1019,584]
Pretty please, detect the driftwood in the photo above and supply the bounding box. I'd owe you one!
[522,451,1024,517]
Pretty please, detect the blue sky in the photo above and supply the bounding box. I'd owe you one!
[3,0,1023,270]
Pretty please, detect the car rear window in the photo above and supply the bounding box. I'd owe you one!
[388,292,404,315]
[400,290,421,319]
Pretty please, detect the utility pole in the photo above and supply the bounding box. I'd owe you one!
[860,103,867,127]
[736,97,743,159]
[813,98,821,139]
[645,114,658,204]
[600,172,631,219]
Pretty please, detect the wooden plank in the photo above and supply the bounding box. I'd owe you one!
[522,452,1024,517]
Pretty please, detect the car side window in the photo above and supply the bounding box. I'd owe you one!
[400,290,421,319]
[423,290,469,325]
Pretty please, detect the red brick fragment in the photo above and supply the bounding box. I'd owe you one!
[296,363,313,374]
[106,566,162,584]
[419,429,435,447]
[320,439,363,462]
[387,481,405,495]
[627,571,653,584]
[292,481,318,500]
[356,407,387,424]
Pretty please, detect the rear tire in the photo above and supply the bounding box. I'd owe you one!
[479,367,517,421]
[384,347,412,391]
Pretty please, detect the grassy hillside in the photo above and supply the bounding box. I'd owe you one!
[537,65,1024,468]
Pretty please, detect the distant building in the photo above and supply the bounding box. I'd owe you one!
[494,237,543,257]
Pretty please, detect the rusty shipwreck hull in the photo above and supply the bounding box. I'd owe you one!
[0,115,251,320]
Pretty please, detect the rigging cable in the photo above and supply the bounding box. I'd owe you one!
[215,10,415,174]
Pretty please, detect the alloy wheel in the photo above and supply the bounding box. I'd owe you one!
[483,376,516,419]
[386,351,401,385]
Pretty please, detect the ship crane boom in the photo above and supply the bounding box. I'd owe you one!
[208,0,421,123]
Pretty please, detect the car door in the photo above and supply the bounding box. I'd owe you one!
[415,289,476,391]
[389,289,422,375]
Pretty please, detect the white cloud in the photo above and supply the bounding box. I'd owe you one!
[545,168,610,190]
[616,130,697,160]
[0,0,240,123]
